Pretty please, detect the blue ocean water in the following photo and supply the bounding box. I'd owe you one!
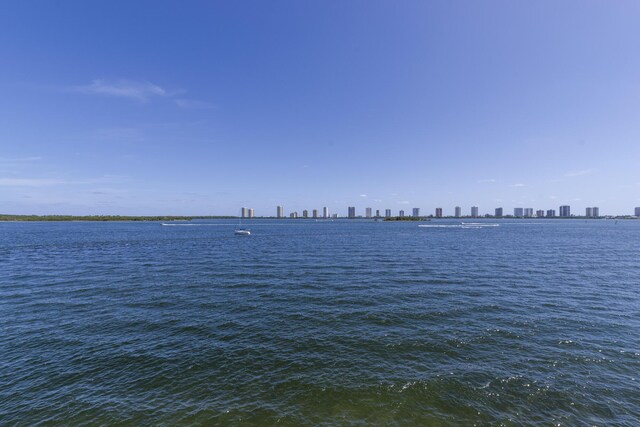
[1,219,639,425]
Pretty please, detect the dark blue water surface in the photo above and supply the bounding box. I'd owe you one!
[1,219,639,425]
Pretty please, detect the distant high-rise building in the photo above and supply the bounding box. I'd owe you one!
[365,207,372,218]
[454,206,461,217]
[312,209,318,219]
[559,205,571,217]
[495,207,503,217]
[399,210,405,217]
[323,207,329,218]
[524,208,533,217]
[514,207,524,217]
[471,206,479,218]
[302,210,308,218]
[435,208,443,218]
[248,208,255,218]
[585,207,593,217]
[348,206,356,218]
[375,209,380,217]
[277,206,284,218]
[290,212,298,219]
[412,208,420,217]
[636,207,640,217]
[536,210,544,218]
[241,207,248,218]
[592,207,599,217]
[546,209,556,217]
[385,209,392,218]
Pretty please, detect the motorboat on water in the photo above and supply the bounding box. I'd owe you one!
[234,229,251,236]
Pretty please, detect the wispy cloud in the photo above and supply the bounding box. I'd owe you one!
[175,99,215,109]
[478,178,497,183]
[510,183,526,187]
[397,200,410,205]
[359,194,368,198]
[69,79,169,101]
[0,156,42,163]
[565,169,594,177]
[0,178,66,187]
[0,175,126,187]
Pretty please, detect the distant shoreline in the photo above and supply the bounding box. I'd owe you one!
[1,214,638,222]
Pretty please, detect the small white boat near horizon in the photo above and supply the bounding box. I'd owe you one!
[234,229,251,236]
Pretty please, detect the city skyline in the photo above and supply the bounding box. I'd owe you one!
[242,202,631,218]
[1,2,640,216]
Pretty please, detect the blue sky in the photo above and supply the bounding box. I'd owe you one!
[1,1,639,216]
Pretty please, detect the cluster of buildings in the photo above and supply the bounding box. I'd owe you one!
[239,206,640,219]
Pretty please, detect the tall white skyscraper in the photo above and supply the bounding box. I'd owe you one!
[277,206,284,218]
[312,209,318,219]
[385,209,392,217]
[454,206,461,217]
[514,207,524,217]
[248,208,254,218]
[412,208,420,217]
[586,207,593,217]
[592,207,599,217]
[241,207,248,218]
[636,207,640,217]
[348,207,356,218]
[524,208,533,217]
[559,205,571,217]
[323,207,329,218]
[471,206,479,218]
[365,207,372,218]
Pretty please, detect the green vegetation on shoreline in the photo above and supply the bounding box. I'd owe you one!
[383,216,429,222]
[0,215,234,222]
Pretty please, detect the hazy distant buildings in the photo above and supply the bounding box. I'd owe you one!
[585,207,600,218]
[241,207,249,218]
[399,210,405,217]
[636,207,640,217]
[375,209,380,217]
[323,207,329,218]
[536,210,544,218]
[385,209,392,218]
[312,209,318,219]
[277,206,284,218]
[348,206,356,218]
[514,207,524,217]
[302,210,308,218]
[365,207,372,218]
[412,208,420,217]
[495,207,503,217]
[454,206,461,217]
[559,205,571,217]
[471,206,479,218]
[546,209,556,217]
[248,208,255,218]
[524,208,533,218]
[435,208,443,218]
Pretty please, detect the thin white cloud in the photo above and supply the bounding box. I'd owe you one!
[359,194,368,198]
[397,200,410,205]
[175,99,215,109]
[0,156,42,162]
[478,178,497,183]
[0,178,66,187]
[373,199,382,202]
[565,169,594,177]
[511,183,526,187]
[70,79,168,101]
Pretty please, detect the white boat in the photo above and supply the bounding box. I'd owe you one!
[235,210,251,235]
